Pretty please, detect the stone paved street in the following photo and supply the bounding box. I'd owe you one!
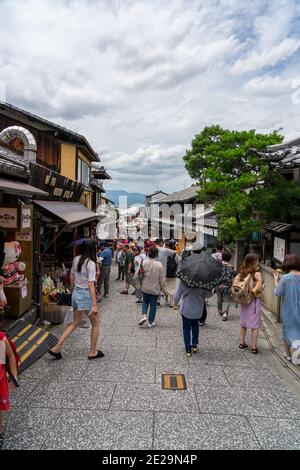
[3,270,300,450]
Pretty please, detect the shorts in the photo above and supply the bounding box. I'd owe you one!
[126,273,135,286]
[72,287,92,312]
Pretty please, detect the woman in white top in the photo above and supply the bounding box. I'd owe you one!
[49,238,104,360]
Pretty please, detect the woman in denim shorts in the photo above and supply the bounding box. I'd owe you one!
[49,238,104,360]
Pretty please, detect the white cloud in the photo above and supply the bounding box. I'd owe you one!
[232,38,300,74]
[0,0,300,193]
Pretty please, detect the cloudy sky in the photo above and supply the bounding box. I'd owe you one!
[1,0,300,194]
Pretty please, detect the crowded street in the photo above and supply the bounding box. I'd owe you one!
[2,266,299,450]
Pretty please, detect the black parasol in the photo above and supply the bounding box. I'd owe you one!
[177,252,224,290]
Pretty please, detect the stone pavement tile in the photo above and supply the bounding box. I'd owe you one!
[83,360,156,384]
[124,346,189,365]
[194,384,289,418]
[189,348,252,367]
[110,383,199,413]
[153,413,261,450]
[26,379,116,410]
[248,417,300,450]
[100,411,154,450]
[272,389,300,419]
[156,364,230,388]
[40,358,89,381]
[245,351,273,368]
[128,335,157,348]
[41,410,108,450]
[223,366,289,391]
[10,378,40,407]
[98,346,128,362]
[103,326,135,336]
[20,356,54,380]
[101,335,132,347]
[3,407,62,450]
[131,327,158,338]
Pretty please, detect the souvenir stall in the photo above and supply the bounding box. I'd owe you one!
[32,200,100,324]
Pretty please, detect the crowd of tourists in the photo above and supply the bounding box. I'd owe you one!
[1,236,300,448]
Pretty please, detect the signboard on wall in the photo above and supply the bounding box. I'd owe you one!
[20,205,32,231]
[273,236,286,262]
[0,207,18,229]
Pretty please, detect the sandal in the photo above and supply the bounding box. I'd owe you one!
[88,350,105,360]
[239,343,248,349]
[251,348,258,354]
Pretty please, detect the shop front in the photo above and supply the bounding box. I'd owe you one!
[32,200,100,324]
[258,222,300,321]
[0,178,48,321]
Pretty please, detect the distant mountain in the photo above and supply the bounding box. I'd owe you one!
[105,190,146,207]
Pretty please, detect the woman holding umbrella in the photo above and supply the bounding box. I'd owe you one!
[174,241,222,356]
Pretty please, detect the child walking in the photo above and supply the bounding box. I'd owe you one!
[0,331,19,449]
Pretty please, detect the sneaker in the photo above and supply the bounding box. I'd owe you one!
[192,345,198,353]
[284,352,292,362]
[138,315,147,326]
[222,313,228,321]
[186,351,192,357]
[148,322,156,328]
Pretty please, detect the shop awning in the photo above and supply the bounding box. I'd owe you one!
[34,200,100,228]
[0,177,48,197]
[263,222,300,233]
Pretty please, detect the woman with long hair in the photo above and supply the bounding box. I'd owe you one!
[49,238,104,359]
[238,253,264,354]
[274,254,300,362]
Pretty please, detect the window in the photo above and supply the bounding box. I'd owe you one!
[77,159,90,186]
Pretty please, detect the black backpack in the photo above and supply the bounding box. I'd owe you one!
[166,254,177,278]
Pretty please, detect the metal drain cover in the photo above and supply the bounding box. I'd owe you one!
[162,374,187,390]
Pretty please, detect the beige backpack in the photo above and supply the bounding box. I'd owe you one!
[231,273,254,305]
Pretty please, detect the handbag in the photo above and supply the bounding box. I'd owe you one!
[137,260,145,281]
[62,307,74,328]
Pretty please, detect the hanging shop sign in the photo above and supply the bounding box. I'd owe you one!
[29,162,84,202]
[20,205,32,231]
[0,207,18,229]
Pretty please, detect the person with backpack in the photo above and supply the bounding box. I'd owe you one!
[274,254,300,362]
[133,246,147,303]
[232,253,264,354]
[216,250,236,321]
[0,330,19,449]
[138,247,165,328]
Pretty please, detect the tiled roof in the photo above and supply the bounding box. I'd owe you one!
[249,137,300,168]
[0,145,28,178]
[0,101,100,161]
[156,186,200,204]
